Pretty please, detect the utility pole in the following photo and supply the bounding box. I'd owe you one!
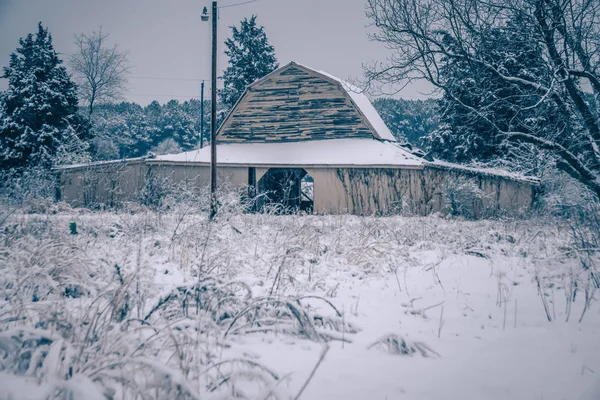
[202,3,218,220]
[200,80,204,149]
[209,0,218,220]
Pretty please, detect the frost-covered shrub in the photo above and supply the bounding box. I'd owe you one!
[440,175,484,219]
[153,138,183,156]
[138,169,238,214]
[0,211,355,399]
[91,136,120,161]
[388,195,421,216]
[368,333,440,357]
[138,167,178,210]
[0,167,57,213]
[535,168,596,218]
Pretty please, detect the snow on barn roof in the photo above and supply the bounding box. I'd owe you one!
[155,138,422,167]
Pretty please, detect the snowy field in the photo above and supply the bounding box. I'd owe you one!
[1,207,599,400]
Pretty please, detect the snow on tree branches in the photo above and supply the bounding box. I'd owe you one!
[366,0,600,198]
[0,23,89,169]
[220,15,278,112]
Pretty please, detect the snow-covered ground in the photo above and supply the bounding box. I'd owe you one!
[1,208,599,400]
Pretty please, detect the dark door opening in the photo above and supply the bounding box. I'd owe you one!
[257,168,313,213]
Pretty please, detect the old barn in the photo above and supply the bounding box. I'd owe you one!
[57,62,537,215]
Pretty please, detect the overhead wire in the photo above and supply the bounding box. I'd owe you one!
[217,0,258,9]
[129,76,208,82]
[127,94,200,99]
[127,0,261,99]
[127,77,214,99]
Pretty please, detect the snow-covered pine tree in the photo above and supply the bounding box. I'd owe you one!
[0,23,90,169]
[423,16,566,168]
[372,98,439,145]
[220,15,278,112]
[367,0,600,197]
[161,99,197,151]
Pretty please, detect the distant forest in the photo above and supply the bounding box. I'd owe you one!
[90,100,212,160]
[89,97,439,161]
[372,98,439,147]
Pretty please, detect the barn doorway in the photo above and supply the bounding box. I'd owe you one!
[256,168,313,213]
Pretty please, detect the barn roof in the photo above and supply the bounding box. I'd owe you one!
[155,138,422,167]
[217,62,397,143]
[295,63,397,142]
[150,62,426,167]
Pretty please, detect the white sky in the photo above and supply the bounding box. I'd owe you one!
[0,0,433,105]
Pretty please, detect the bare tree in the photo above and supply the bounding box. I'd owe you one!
[366,0,600,198]
[70,27,130,116]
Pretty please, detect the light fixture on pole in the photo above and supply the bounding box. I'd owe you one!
[202,2,218,220]
[201,7,209,21]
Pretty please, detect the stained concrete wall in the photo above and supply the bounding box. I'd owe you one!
[57,162,535,216]
[58,160,148,208]
[58,162,247,207]
[306,167,424,215]
[148,164,248,189]
[306,166,534,216]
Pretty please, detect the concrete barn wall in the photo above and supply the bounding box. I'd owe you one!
[422,166,535,215]
[58,163,249,207]
[306,167,424,214]
[57,163,535,216]
[306,166,534,215]
[58,161,148,207]
[148,164,247,189]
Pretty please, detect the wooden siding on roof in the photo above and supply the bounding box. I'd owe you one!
[217,65,375,143]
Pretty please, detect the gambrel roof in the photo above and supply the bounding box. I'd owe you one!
[154,62,424,167]
[301,64,396,142]
[216,62,397,143]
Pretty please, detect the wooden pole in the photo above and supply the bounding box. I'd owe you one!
[200,80,204,149]
[209,0,218,220]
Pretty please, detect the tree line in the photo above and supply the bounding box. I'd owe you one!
[3,0,598,204]
[0,16,280,169]
[366,0,600,199]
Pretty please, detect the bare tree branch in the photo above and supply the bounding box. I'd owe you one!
[69,27,130,116]
[365,0,600,198]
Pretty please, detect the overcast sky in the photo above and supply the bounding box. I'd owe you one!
[0,0,432,105]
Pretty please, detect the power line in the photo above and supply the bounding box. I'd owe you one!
[127,93,201,98]
[218,0,258,9]
[129,76,208,82]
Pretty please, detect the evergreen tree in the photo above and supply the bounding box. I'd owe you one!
[91,102,151,159]
[220,15,278,111]
[372,98,439,145]
[90,99,209,160]
[161,99,197,150]
[0,23,89,169]
[423,17,569,168]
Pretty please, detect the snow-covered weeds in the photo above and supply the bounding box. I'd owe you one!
[0,207,356,399]
[0,203,598,399]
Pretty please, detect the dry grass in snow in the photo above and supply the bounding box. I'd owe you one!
[0,206,599,399]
